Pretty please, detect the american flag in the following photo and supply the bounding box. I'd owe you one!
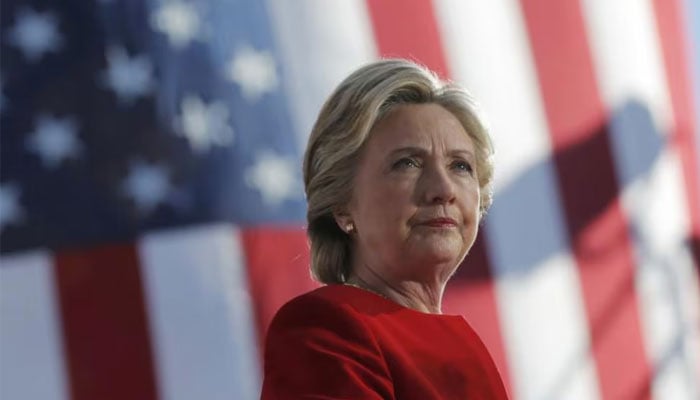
[1,0,699,399]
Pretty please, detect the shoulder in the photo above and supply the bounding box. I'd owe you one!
[262,285,394,399]
[267,284,399,331]
[263,285,387,377]
[266,285,368,335]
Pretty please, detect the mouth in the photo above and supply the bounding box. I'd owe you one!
[417,218,459,228]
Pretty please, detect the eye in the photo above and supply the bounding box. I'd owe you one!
[392,157,420,170]
[452,160,474,175]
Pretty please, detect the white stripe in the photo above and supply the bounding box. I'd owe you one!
[629,153,700,400]
[139,224,261,400]
[265,0,377,152]
[0,251,68,400]
[434,1,601,399]
[581,0,700,398]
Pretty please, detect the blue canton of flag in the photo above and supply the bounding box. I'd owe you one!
[1,0,306,254]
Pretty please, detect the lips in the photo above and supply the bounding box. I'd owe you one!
[418,217,458,228]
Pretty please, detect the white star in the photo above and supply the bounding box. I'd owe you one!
[25,115,82,169]
[101,46,154,104]
[6,7,63,62]
[176,95,234,154]
[150,1,202,49]
[122,161,172,214]
[245,151,299,206]
[225,47,279,102]
[0,184,25,231]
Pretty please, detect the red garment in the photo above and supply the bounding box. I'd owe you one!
[261,284,509,399]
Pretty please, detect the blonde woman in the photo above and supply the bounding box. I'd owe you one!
[261,59,508,399]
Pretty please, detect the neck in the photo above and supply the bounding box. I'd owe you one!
[346,272,445,314]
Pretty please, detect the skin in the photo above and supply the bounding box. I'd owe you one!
[336,103,481,314]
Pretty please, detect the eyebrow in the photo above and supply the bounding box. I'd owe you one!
[388,146,427,157]
[388,146,476,161]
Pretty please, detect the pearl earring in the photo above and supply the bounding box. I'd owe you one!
[345,223,354,233]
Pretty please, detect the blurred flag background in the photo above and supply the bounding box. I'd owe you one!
[1,0,699,399]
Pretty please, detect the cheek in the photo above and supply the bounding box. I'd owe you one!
[355,182,414,233]
[460,182,481,212]
[372,185,409,220]
[471,189,481,215]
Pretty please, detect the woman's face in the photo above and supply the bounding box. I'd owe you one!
[344,103,481,283]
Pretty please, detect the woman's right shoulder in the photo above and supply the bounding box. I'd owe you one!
[267,284,360,330]
[261,286,394,399]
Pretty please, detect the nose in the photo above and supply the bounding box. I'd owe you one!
[420,164,457,205]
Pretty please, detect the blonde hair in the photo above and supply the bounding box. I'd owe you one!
[303,59,494,284]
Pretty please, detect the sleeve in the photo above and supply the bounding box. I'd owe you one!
[260,295,395,400]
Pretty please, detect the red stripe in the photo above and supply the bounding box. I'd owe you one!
[652,0,700,270]
[365,0,450,78]
[518,1,652,398]
[365,0,513,396]
[54,244,159,400]
[242,228,318,352]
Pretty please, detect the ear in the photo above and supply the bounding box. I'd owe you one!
[333,210,354,234]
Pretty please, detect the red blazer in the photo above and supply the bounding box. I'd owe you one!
[261,284,509,399]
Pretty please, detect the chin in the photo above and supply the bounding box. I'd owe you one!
[415,246,462,266]
[404,233,465,262]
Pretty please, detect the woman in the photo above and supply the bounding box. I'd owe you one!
[261,59,508,399]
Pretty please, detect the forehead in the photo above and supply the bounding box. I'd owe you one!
[366,103,474,152]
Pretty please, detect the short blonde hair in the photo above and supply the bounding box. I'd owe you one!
[303,59,494,284]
